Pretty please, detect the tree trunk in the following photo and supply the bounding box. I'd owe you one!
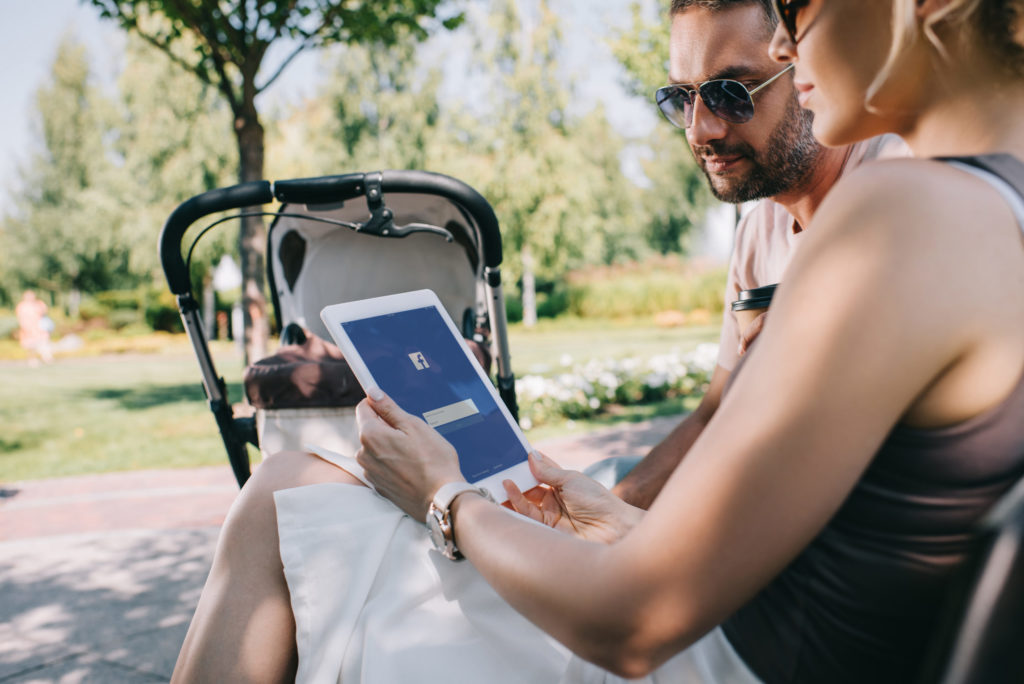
[68,288,81,319]
[202,274,215,339]
[235,109,269,366]
[521,245,537,328]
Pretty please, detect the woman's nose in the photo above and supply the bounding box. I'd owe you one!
[768,22,796,64]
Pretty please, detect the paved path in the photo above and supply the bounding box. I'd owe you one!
[0,416,678,682]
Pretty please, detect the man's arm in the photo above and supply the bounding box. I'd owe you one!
[612,365,731,509]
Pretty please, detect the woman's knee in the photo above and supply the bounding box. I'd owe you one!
[249,450,363,492]
[216,450,362,565]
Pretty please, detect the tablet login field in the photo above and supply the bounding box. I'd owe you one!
[423,398,483,432]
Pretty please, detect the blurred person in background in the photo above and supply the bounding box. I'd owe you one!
[16,290,53,365]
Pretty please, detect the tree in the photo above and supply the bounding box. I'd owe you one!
[113,31,238,285]
[271,0,649,328]
[440,0,643,325]
[610,1,712,254]
[87,0,464,363]
[0,37,135,305]
[269,36,448,178]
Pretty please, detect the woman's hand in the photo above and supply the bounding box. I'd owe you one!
[355,390,464,521]
[504,452,643,544]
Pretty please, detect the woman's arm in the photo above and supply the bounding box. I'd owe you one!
[359,161,1010,677]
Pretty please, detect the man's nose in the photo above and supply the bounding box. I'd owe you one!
[686,96,729,148]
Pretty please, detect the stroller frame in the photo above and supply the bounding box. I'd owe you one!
[160,170,518,487]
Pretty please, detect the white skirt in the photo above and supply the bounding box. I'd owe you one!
[276,483,762,684]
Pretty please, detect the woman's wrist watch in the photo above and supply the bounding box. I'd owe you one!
[427,481,494,561]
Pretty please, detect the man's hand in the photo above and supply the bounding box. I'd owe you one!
[504,452,643,544]
[612,365,731,509]
[739,311,767,356]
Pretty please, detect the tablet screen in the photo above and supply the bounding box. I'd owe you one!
[340,306,527,483]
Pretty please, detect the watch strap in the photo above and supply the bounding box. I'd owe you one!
[432,481,487,511]
[428,481,494,561]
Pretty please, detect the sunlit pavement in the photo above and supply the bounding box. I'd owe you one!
[0,415,679,682]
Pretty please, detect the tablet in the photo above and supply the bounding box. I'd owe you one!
[320,289,537,502]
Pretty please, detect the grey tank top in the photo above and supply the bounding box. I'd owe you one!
[721,154,1024,684]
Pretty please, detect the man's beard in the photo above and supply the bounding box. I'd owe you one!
[692,97,821,204]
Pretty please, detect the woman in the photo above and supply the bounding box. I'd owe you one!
[173,1,1024,681]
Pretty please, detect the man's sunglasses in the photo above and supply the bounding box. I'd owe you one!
[654,63,795,129]
[773,0,811,43]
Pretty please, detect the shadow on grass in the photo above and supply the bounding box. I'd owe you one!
[83,382,246,411]
[0,437,29,453]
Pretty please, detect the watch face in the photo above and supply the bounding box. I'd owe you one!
[427,507,447,551]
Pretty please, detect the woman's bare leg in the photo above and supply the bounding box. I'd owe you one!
[172,451,363,683]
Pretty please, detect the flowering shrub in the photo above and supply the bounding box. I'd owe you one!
[515,343,718,429]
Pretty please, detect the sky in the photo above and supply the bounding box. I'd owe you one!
[0,0,659,212]
[0,1,116,203]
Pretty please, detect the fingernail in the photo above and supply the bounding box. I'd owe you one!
[368,387,384,401]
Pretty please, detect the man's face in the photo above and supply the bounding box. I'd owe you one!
[669,4,821,203]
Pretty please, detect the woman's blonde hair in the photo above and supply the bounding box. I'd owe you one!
[868,0,1024,103]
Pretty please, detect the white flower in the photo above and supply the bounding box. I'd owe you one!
[643,371,668,388]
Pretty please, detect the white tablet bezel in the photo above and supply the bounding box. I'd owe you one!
[321,289,536,502]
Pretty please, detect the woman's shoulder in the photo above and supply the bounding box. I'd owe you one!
[838,155,993,197]
[815,156,1015,244]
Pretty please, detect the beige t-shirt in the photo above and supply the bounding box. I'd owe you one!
[716,134,910,371]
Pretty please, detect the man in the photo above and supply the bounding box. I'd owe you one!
[612,0,905,508]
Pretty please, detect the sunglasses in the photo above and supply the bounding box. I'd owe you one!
[773,0,811,43]
[655,63,795,129]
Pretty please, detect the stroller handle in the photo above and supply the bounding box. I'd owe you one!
[160,171,503,296]
[273,170,503,268]
[161,180,275,295]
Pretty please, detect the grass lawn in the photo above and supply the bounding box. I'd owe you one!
[0,342,247,481]
[0,320,719,481]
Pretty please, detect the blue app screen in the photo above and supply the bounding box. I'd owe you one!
[340,306,527,482]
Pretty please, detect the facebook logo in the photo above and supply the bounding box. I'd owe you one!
[408,351,430,370]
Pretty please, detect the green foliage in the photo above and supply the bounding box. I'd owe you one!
[565,258,727,319]
[0,316,18,341]
[435,0,649,288]
[504,295,523,324]
[143,288,183,332]
[87,0,464,362]
[276,0,652,312]
[269,34,448,177]
[74,287,182,332]
[112,32,238,282]
[610,1,714,256]
[87,0,463,113]
[505,281,570,322]
[609,2,671,99]
[0,0,718,328]
[0,38,137,299]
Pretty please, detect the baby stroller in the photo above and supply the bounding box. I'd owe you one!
[160,170,518,487]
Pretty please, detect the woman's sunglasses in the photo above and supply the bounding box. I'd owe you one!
[654,63,795,129]
[773,0,811,43]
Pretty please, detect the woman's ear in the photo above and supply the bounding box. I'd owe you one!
[914,0,954,20]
